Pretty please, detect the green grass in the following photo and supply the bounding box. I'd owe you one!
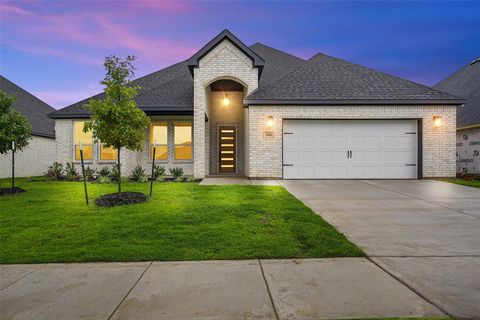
[0,178,363,263]
[439,178,480,188]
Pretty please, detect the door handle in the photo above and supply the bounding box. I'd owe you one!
[349,150,352,158]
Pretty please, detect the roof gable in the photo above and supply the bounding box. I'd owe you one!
[186,29,265,77]
[0,75,56,138]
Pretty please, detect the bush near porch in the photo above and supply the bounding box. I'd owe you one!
[0,178,363,263]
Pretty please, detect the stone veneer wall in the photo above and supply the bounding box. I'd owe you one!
[247,105,457,178]
[193,39,258,178]
[0,135,56,178]
[54,116,194,177]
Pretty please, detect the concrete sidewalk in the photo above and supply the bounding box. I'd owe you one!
[0,258,443,320]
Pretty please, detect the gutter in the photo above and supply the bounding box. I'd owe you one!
[457,124,480,131]
[48,108,193,119]
[243,98,467,106]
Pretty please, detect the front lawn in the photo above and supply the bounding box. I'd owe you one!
[0,179,363,263]
[439,178,480,188]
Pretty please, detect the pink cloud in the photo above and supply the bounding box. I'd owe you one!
[3,40,103,66]
[33,87,101,109]
[1,1,198,67]
[123,1,195,12]
[0,2,33,16]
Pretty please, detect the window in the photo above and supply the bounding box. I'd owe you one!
[174,122,192,160]
[150,122,168,160]
[73,121,93,160]
[100,144,117,161]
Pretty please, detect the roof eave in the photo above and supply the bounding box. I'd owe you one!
[48,107,193,119]
[32,132,55,139]
[457,124,480,131]
[243,98,467,106]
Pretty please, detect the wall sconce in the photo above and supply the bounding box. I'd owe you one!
[266,116,274,127]
[433,116,442,128]
[222,93,230,106]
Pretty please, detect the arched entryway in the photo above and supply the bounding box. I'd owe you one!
[207,79,246,175]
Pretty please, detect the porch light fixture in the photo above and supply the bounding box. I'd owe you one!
[267,116,274,127]
[222,93,230,106]
[433,116,442,128]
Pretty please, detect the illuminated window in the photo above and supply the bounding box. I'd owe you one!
[150,122,168,160]
[73,121,93,160]
[174,122,192,160]
[100,144,117,161]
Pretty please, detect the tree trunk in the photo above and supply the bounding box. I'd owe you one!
[11,148,15,192]
[117,147,121,197]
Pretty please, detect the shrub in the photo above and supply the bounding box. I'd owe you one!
[110,165,120,182]
[169,167,184,182]
[65,162,78,181]
[99,166,111,178]
[45,162,64,181]
[130,165,147,182]
[186,176,196,182]
[152,165,165,181]
[98,175,111,184]
[84,166,96,181]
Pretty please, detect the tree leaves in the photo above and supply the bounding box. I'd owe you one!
[0,91,32,154]
[83,55,150,152]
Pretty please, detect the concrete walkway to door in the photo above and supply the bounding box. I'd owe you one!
[279,179,480,319]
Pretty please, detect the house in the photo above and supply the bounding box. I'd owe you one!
[434,58,480,175]
[49,29,464,180]
[0,76,56,178]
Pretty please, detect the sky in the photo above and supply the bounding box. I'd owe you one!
[0,0,479,109]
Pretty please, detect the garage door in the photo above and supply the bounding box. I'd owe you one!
[283,120,418,179]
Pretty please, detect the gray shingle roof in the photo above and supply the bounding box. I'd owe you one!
[250,43,306,86]
[434,59,480,128]
[50,31,465,119]
[49,61,193,118]
[245,53,464,105]
[0,75,55,138]
[49,42,307,119]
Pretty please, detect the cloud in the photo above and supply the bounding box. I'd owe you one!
[3,40,103,66]
[33,87,101,109]
[1,1,198,67]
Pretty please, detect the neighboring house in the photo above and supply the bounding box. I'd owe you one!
[49,29,464,180]
[0,76,56,178]
[434,58,480,175]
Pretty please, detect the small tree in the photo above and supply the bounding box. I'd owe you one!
[0,91,32,192]
[84,55,150,196]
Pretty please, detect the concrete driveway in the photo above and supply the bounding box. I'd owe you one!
[279,179,480,319]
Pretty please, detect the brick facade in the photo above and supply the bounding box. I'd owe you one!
[0,136,56,178]
[54,116,194,177]
[247,105,457,178]
[193,39,258,178]
[52,39,458,180]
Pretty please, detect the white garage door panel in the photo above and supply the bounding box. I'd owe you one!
[283,120,418,179]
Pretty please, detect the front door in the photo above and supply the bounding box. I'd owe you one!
[218,126,236,174]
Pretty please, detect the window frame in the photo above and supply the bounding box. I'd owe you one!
[150,121,169,161]
[98,144,117,162]
[72,120,93,162]
[173,121,193,161]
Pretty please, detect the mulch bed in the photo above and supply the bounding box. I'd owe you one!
[0,187,26,196]
[95,192,148,207]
